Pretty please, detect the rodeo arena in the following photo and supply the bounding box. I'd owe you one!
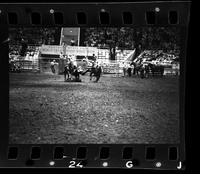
[9,27,180,144]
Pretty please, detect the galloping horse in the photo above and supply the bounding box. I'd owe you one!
[82,65,102,82]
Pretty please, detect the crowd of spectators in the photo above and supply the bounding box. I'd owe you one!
[9,27,61,46]
[9,27,61,62]
[9,45,21,55]
[81,27,180,55]
[81,28,132,49]
[24,46,40,61]
[135,50,179,67]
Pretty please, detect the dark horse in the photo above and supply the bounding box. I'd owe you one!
[82,65,102,82]
[133,63,148,78]
[147,63,164,77]
[133,62,164,78]
[64,62,82,82]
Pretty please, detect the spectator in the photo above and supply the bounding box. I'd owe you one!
[70,38,75,46]
[92,54,97,61]
[64,55,68,59]
[60,52,64,59]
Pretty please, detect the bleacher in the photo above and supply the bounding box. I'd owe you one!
[9,27,61,73]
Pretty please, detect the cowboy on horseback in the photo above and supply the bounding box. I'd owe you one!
[81,60,102,82]
[64,57,82,82]
[64,58,74,80]
[89,61,103,82]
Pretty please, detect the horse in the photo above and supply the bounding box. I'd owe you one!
[147,63,164,77]
[132,62,150,78]
[63,62,82,82]
[82,65,102,82]
[133,63,141,76]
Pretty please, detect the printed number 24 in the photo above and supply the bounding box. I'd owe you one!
[69,161,83,168]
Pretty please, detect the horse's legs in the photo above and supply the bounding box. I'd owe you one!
[74,71,79,81]
[136,70,138,77]
[64,72,66,81]
[70,73,72,80]
[68,72,72,80]
[67,71,69,79]
[95,75,100,82]
[144,70,147,78]
[77,71,79,79]
[67,71,70,80]
[140,69,144,78]
[90,72,93,81]
[152,70,154,77]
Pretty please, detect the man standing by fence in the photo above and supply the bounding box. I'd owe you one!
[122,62,127,77]
[50,60,58,74]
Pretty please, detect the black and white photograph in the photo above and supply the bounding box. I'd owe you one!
[9,26,180,144]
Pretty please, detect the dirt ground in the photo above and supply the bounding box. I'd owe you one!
[9,72,179,144]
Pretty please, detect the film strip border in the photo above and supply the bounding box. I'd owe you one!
[0,144,184,169]
[0,2,190,169]
[0,2,190,26]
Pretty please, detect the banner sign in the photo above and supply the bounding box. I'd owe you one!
[40,45,63,55]
[40,45,134,60]
[102,63,122,74]
[40,45,98,56]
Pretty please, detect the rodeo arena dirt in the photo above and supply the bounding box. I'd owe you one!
[9,27,180,144]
